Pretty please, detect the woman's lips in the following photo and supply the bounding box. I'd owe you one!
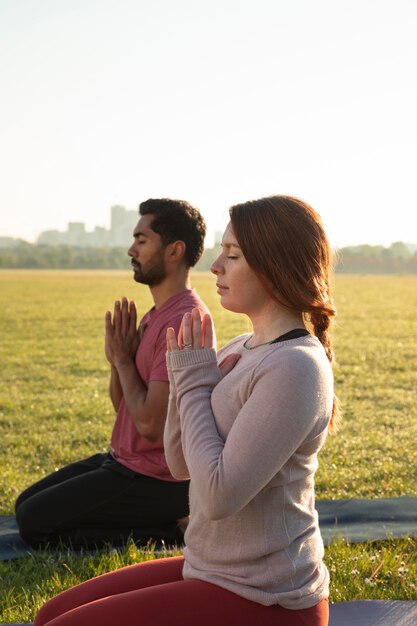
[216,283,228,293]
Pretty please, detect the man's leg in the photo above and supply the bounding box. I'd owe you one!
[15,453,109,510]
[16,456,189,548]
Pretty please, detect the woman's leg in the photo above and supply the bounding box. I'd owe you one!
[35,556,328,626]
[35,556,185,626]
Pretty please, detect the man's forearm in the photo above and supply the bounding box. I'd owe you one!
[115,361,157,440]
[109,364,124,412]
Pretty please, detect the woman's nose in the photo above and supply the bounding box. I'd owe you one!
[210,256,223,275]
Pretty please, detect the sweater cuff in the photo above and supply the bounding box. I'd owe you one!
[167,348,217,369]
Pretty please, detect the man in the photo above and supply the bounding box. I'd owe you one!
[15,198,213,548]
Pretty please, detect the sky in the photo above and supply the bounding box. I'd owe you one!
[1,0,416,248]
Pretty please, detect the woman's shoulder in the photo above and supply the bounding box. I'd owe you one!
[258,335,331,375]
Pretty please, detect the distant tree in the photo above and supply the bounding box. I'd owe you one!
[389,241,410,259]
[0,241,416,274]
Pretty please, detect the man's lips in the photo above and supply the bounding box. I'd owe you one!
[216,283,228,291]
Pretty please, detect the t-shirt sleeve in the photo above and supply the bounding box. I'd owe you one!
[148,314,185,382]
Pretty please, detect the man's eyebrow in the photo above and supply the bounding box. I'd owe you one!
[133,230,148,238]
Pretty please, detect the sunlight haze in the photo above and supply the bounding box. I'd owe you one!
[1,0,416,248]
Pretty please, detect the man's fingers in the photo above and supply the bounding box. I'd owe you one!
[129,300,137,333]
[105,310,113,333]
[113,300,121,330]
[121,297,129,335]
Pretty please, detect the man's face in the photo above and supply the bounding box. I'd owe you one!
[128,214,167,286]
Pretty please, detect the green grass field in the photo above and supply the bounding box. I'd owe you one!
[0,271,417,621]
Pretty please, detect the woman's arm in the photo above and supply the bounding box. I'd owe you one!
[164,309,239,481]
[163,361,190,480]
[167,310,332,521]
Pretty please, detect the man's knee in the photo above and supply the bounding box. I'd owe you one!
[15,496,52,547]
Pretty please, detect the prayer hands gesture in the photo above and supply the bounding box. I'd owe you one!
[105,297,140,367]
[166,308,240,377]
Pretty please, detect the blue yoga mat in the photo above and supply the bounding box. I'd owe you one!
[316,496,417,544]
[1,497,416,560]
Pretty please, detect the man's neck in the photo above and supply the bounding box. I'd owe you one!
[149,273,191,309]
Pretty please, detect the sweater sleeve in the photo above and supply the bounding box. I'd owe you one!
[163,308,217,480]
[170,347,330,521]
[163,353,190,480]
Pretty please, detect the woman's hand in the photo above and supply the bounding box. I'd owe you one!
[166,308,240,376]
[166,308,213,352]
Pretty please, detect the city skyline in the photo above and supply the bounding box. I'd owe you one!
[1,201,414,251]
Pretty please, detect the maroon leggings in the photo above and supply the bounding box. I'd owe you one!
[35,556,329,626]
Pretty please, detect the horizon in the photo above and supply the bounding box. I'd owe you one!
[1,0,416,249]
[0,208,416,251]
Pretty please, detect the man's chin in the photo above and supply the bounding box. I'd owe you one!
[133,271,146,284]
[133,271,159,286]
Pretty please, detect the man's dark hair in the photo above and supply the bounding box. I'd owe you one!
[139,198,206,268]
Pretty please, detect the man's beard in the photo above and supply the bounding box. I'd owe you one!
[132,258,167,286]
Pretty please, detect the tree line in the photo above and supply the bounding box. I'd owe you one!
[0,240,416,273]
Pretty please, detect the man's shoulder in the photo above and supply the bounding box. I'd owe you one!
[166,289,210,316]
[179,288,209,311]
[145,290,207,331]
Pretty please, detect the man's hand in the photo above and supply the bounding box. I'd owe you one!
[105,297,140,368]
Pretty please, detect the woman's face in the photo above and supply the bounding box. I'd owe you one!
[211,222,271,316]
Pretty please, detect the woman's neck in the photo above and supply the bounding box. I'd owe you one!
[248,305,305,348]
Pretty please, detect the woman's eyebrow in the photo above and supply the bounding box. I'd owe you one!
[221,241,241,249]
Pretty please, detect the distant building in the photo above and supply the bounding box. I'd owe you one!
[36,205,137,248]
[214,231,223,245]
[109,205,137,246]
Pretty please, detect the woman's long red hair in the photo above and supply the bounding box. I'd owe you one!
[230,195,340,431]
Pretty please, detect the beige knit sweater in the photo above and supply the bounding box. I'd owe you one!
[164,334,333,609]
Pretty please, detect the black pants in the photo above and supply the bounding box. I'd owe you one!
[15,453,189,549]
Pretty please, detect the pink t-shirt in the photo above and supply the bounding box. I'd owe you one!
[110,289,212,481]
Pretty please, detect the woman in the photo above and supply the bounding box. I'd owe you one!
[35,195,338,626]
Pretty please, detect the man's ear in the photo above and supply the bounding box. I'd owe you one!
[166,240,186,262]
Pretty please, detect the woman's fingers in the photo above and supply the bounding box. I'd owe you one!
[166,311,216,353]
[177,318,184,349]
[182,313,193,349]
[202,313,213,348]
[191,308,202,349]
[166,327,179,352]
[218,353,241,377]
